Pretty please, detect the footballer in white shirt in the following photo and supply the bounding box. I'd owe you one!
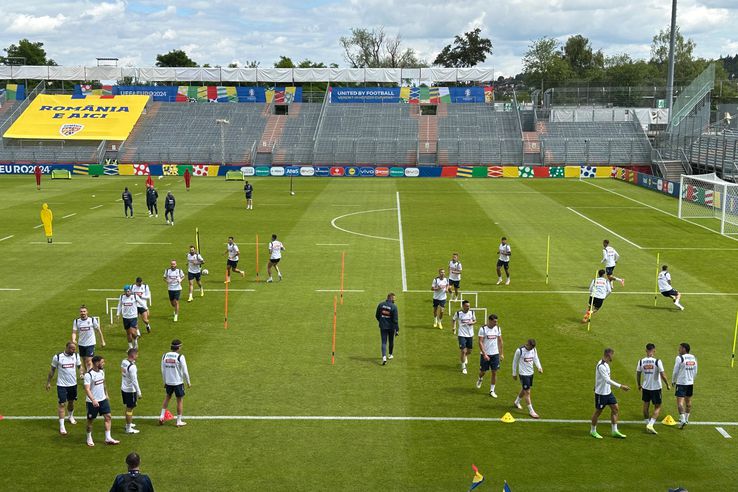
[83,355,119,446]
[267,234,285,282]
[159,339,191,427]
[131,277,152,333]
[672,342,698,429]
[602,239,625,288]
[225,236,246,283]
[658,265,684,310]
[163,260,185,322]
[512,338,543,418]
[447,253,462,300]
[46,341,82,435]
[117,285,139,349]
[431,268,450,329]
[186,245,205,302]
[496,237,511,285]
[71,305,105,370]
[452,300,477,374]
[476,314,504,397]
[590,348,630,439]
[636,343,670,434]
[121,348,142,434]
[582,269,611,323]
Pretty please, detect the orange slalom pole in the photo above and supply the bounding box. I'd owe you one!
[340,251,345,305]
[255,233,260,281]
[224,268,229,330]
[331,296,337,365]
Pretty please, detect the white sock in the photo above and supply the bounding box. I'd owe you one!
[461,362,467,368]
[590,425,597,433]
[514,396,521,404]
[59,418,65,429]
[125,423,131,431]
[463,356,468,364]
[527,404,535,413]
[105,430,112,440]
[128,342,133,349]
[177,414,183,424]
[686,412,690,422]
[611,424,618,432]
[648,418,655,426]
[69,410,74,418]
[160,409,166,419]
[490,384,495,392]
[87,432,92,441]
[498,277,502,282]
[680,413,686,422]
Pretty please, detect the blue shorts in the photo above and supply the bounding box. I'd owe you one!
[595,393,617,409]
[137,306,148,315]
[57,385,78,404]
[168,290,181,301]
[433,299,446,308]
[123,317,138,330]
[605,266,615,275]
[122,390,138,409]
[78,345,94,358]
[449,279,460,289]
[480,354,500,372]
[86,399,111,419]
[165,384,185,398]
[457,336,473,350]
[188,272,201,281]
[497,260,510,268]
[661,289,678,298]
[675,384,693,398]
[642,388,662,404]
[520,375,533,390]
[227,260,239,269]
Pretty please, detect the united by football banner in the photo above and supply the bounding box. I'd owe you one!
[330,87,489,104]
[3,94,149,140]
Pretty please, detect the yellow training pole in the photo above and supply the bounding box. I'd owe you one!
[545,234,551,285]
[653,252,660,307]
[731,310,738,368]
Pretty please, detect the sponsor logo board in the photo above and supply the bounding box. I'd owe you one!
[300,167,315,177]
[270,166,286,177]
[404,167,420,177]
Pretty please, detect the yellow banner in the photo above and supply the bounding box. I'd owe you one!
[4,94,149,140]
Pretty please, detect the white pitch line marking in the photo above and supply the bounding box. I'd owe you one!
[642,247,738,251]
[581,180,738,244]
[126,242,172,245]
[61,213,77,219]
[0,235,14,242]
[316,243,349,246]
[33,224,43,229]
[567,207,642,249]
[134,192,143,196]
[0,288,21,291]
[88,288,255,292]
[315,289,365,292]
[716,427,732,438]
[404,289,738,296]
[574,206,649,209]
[330,208,399,242]
[89,205,104,210]
[1,415,738,426]
[29,241,72,244]
[397,191,407,292]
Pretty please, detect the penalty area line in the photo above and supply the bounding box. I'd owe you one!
[2,415,738,426]
[567,207,642,249]
[61,213,77,219]
[89,205,104,210]
[88,288,255,292]
[0,235,14,242]
[403,289,738,296]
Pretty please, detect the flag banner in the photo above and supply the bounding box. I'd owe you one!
[469,465,485,491]
[4,83,25,100]
[518,166,534,178]
[3,94,148,140]
[549,166,565,178]
[487,166,503,177]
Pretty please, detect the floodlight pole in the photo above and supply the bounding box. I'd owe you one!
[666,0,677,116]
[215,118,230,166]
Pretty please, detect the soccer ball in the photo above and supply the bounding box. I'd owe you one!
[290,191,295,196]
[202,269,209,275]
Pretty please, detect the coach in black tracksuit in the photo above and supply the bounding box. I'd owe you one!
[375,293,399,365]
[164,192,176,225]
[146,186,159,217]
[122,187,133,218]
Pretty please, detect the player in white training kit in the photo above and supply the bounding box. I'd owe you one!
[602,239,625,288]
[131,277,152,334]
[186,245,205,302]
[658,265,684,310]
[117,285,139,349]
[432,268,450,329]
[476,314,504,397]
[163,260,185,322]
[452,300,477,373]
[267,234,285,282]
[496,237,511,285]
[225,236,246,282]
[590,348,630,439]
[672,342,698,429]
[512,338,543,418]
[160,339,191,427]
[84,355,119,446]
[121,348,142,434]
[71,305,105,371]
[46,341,82,435]
[636,343,670,435]
[448,253,462,300]
[583,269,611,323]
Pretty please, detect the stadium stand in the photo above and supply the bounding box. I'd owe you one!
[272,104,321,165]
[119,102,267,164]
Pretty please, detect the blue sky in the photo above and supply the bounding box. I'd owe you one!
[1,0,736,76]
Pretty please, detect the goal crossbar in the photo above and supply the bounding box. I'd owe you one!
[679,173,738,236]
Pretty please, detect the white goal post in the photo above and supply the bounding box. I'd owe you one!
[678,173,738,236]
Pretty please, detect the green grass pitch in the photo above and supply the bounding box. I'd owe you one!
[0,175,736,491]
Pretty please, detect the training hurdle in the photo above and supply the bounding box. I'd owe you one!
[105,298,118,325]
[449,291,479,315]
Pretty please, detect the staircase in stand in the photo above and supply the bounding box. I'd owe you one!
[413,104,443,165]
[523,131,541,164]
[271,105,301,165]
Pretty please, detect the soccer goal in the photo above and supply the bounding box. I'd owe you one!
[678,173,738,236]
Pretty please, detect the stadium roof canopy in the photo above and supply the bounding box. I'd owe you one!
[0,66,495,83]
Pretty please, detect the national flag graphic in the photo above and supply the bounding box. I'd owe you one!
[73,164,89,175]
[549,166,565,178]
[580,166,596,178]
[133,164,150,176]
[192,164,209,176]
[163,164,179,176]
[457,166,473,178]
[469,464,484,491]
[518,166,534,178]
[409,87,420,104]
[487,166,503,178]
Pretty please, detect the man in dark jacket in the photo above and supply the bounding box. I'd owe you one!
[375,293,399,365]
[122,187,133,218]
[146,185,159,217]
[109,452,154,491]
[164,192,176,226]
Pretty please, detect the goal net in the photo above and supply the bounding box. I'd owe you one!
[679,173,738,235]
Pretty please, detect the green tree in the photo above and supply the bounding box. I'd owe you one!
[604,54,660,86]
[274,56,295,68]
[298,59,329,68]
[155,49,197,67]
[340,27,426,68]
[522,37,573,89]
[562,35,603,77]
[1,39,56,65]
[433,27,493,67]
[650,26,695,66]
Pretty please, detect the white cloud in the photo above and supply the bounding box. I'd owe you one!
[84,1,125,20]
[162,29,177,41]
[7,13,67,34]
